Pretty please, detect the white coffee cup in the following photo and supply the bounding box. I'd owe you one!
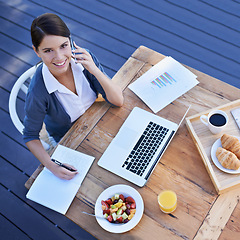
[200,110,228,134]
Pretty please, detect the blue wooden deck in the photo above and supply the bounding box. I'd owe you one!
[0,0,239,239]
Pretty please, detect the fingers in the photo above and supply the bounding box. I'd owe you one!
[73,41,79,49]
[72,51,92,65]
[71,51,85,62]
[61,171,78,180]
[63,163,77,172]
[58,165,78,180]
[72,44,88,60]
[71,42,96,72]
[62,173,76,180]
[71,53,84,61]
[72,41,85,54]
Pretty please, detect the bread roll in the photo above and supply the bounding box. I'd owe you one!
[221,134,240,159]
[216,147,240,170]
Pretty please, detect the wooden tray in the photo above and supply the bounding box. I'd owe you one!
[186,99,240,194]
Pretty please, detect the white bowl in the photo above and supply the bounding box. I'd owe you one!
[95,184,144,233]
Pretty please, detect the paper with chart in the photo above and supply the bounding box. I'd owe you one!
[26,145,95,214]
[128,56,199,113]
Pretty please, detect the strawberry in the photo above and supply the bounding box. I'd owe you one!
[126,196,135,203]
[130,202,136,209]
[103,209,110,215]
[101,200,109,209]
[116,216,123,223]
[107,215,113,223]
[105,198,113,205]
[119,194,125,202]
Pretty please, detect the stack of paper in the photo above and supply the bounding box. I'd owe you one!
[26,145,95,214]
[128,56,199,113]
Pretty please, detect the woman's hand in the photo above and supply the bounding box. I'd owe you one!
[72,42,124,107]
[48,162,78,180]
[26,140,78,180]
[72,42,99,75]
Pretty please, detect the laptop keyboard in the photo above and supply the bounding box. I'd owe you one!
[122,121,169,177]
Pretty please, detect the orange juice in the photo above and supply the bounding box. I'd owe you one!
[158,190,177,213]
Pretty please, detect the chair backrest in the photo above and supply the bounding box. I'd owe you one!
[9,65,37,134]
[9,65,50,150]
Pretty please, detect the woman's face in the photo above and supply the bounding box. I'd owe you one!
[33,35,72,77]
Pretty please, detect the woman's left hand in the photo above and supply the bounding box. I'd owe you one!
[71,42,98,74]
[71,41,124,107]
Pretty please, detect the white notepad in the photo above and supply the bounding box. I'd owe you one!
[128,56,199,113]
[26,145,95,214]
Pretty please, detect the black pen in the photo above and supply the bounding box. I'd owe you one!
[51,159,77,172]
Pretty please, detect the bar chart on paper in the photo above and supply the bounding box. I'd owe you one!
[128,57,199,113]
[151,72,177,89]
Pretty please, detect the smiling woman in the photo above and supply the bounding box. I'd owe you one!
[23,13,124,180]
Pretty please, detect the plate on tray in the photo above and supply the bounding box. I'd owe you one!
[95,184,144,233]
[211,137,240,174]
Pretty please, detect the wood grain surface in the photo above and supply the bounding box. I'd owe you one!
[26,46,240,240]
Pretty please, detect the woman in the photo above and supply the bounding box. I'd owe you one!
[23,13,124,180]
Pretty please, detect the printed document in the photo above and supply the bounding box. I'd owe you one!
[26,145,94,214]
[128,56,199,113]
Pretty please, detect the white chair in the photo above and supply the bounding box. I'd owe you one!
[9,65,50,150]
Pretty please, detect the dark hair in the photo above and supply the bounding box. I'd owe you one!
[31,13,70,50]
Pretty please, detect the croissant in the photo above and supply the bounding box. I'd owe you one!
[221,134,240,159]
[216,147,240,170]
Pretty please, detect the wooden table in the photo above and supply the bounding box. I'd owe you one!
[26,46,240,240]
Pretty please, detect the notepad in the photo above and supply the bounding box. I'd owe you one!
[128,56,199,113]
[26,145,95,214]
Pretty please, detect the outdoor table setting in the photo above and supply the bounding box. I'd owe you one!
[25,46,240,240]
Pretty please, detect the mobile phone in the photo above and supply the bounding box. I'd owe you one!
[70,36,77,63]
[70,36,76,51]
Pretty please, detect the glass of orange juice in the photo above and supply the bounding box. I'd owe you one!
[157,190,177,213]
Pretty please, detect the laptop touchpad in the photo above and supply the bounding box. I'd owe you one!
[116,127,138,150]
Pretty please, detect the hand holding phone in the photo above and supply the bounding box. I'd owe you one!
[70,37,83,63]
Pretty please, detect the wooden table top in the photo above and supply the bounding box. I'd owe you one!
[26,46,240,240]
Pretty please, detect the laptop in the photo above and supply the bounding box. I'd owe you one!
[98,106,190,187]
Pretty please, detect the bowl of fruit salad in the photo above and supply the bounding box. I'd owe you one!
[95,184,144,233]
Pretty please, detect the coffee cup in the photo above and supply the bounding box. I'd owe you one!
[200,110,228,134]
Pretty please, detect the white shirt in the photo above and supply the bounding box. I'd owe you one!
[42,59,97,122]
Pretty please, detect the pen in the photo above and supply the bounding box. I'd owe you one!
[51,159,77,172]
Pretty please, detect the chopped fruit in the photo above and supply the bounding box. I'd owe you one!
[114,202,123,208]
[105,198,113,205]
[130,203,136,209]
[101,200,109,209]
[102,205,106,211]
[107,215,113,223]
[116,216,123,223]
[119,194,125,201]
[101,193,136,224]
[126,197,135,203]
[130,209,136,214]
[110,207,118,213]
[117,208,123,215]
[122,212,128,220]
[103,209,110,215]
[121,205,127,211]
[112,212,117,221]
[128,213,135,220]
